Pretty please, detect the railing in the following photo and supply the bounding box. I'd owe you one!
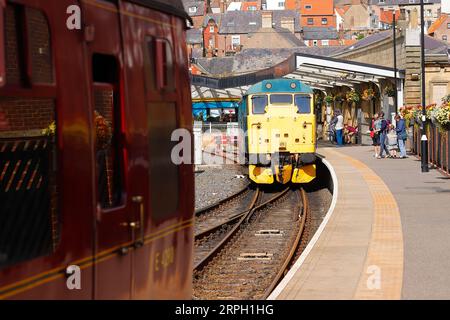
[412,123,450,176]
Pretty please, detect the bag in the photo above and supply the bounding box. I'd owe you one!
[370,131,375,139]
[401,131,408,140]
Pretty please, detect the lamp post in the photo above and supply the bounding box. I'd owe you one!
[420,0,429,172]
[393,11,398,113]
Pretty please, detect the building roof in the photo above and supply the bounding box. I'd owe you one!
[428,14,448,34]
[379,9,400,24]
[181,0,205,17]
[242,1,259,11]
[302,27,339,40]
[203,13,222,27]
[196,47,343,76]
[369,0,440,5]
[335,6,351,17]
[219,10,302,34]
[186,28,203,44]
[300,0,334,16]
[273,10,302,33]
[219,11,262,34]
[332,30,392,55]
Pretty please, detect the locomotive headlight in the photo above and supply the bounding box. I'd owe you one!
[290,82,297,89]
[265,83,272,89]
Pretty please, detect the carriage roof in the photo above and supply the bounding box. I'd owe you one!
[127,0,190,21]
[246,79,313,96]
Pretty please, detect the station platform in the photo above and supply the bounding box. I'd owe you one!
[269,146,450,300]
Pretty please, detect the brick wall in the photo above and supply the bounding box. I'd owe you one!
[0,97,55,132]
[94,90,114,125]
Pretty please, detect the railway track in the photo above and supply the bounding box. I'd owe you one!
[193,187,309,300]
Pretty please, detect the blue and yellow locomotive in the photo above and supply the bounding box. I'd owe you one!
[238,79,317,185]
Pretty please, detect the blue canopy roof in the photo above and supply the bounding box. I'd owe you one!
[246,79,313,96]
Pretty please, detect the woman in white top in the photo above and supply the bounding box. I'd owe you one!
[335,109,344,146]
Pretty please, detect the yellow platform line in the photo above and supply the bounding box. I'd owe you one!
[329,149,404,300]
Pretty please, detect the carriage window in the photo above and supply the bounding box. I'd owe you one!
[270,94,292,105]
[143,37,175,92]
[252,95,267,114]
[4,4,54,86]
[295,95,311,114]
[143,36,155,91]
[92,54,124,209]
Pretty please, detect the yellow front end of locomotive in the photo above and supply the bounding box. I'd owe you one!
[292,164,316,184]
[247,95,316,156]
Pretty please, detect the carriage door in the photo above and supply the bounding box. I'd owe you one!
[81,2,133,299]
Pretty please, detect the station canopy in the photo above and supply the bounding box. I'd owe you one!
[191,53,404,100]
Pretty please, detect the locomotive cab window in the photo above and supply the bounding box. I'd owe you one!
[270,94,293,105]
[251,95,267,114]
[0,4,59,269]
[295,95,312,114]
[92,54,124,209]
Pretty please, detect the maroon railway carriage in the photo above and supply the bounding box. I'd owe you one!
[0,0,194,299]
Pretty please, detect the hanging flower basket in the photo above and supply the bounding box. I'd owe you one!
[385,86,396,97]
[324,95,334,104]
[435,103,450,133]
[362,88,376,101]
[345,90,360,103]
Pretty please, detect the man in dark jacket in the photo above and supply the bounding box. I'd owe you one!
[395,114,408,158]
[378,112,390,158]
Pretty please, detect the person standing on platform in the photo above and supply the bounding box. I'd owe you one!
[335,109,344,147]
[377,111,389,159]
[395,114,408,159]
[370,113,380,157]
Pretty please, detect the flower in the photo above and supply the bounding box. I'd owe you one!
[362,88,375,101]
[324,95,334,104]
[42,121,56,136]
[345,90,360,103]
[384,86,396,97]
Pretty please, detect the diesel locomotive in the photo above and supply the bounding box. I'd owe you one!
[238,79,317,185]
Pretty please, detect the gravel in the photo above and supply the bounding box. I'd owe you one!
[195,164,248,210]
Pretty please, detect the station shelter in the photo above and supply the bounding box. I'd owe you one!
[191,53,405,145]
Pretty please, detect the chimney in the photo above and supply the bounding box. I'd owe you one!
[262,11,273,28]
[281,17,295,33]
[220,0,225,13]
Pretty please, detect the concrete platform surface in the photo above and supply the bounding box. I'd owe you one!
[270,146,450,300]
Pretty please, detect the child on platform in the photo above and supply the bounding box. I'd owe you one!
[387,124,398,158]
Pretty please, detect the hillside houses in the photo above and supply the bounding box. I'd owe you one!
[183,0,446,66]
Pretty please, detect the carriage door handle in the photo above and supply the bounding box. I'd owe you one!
[132,196,145,248]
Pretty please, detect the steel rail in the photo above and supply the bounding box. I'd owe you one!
[195,182,250,217]
[261,188,309,300]
[193,187,290,272]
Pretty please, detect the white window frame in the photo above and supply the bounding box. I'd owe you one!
[231,35,241,49]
